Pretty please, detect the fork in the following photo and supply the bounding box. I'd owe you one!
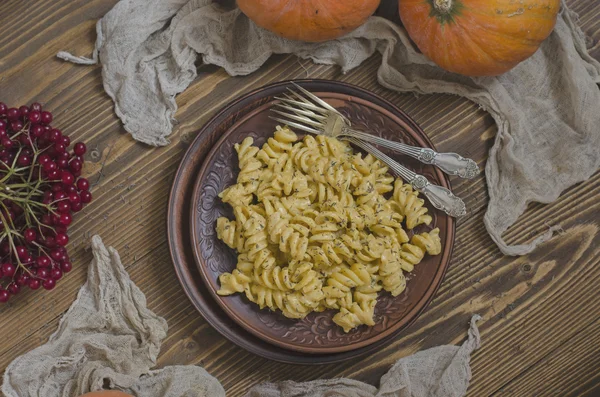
[344,137,467,217]
[270,83,479,180]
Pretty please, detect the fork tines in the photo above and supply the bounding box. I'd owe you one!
[270,83,337,134]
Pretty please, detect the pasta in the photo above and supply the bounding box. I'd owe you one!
[215,126,442,332]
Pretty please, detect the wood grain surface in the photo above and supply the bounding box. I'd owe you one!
[0,0,599,396]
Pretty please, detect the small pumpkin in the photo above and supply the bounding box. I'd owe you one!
[79,392,133,397]
[399,0,561,76]
[237,0,381,43]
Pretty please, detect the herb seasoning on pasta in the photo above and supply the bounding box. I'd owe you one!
[216,126,442,333]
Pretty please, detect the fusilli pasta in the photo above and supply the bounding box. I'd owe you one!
[216,126,442,332]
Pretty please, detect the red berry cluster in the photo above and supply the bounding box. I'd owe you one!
[0,102,92,303]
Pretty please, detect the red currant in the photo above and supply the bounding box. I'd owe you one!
[41,214,53,226]
[1,138,14,149]
[50,249,63,261]
[73,142,87,156]
[15,246,28,260]
[61,261,72,273]
[54,191,67,201]
[54,225,67,234]
[15,274,29,287]
[57,201,70,213]
[18,134,31,147]
[54,142,66,154]
[6,108,19,121]
[8,283,20,295]
[0,103,88,301]
[40,111,53,124]
[10,121,23,132]
[66,193,80,205]
[45,235,57,248]
[42,161,57,172]
[18,105,30,119]
[38,154,51,165]
[42,279,56,290]
[37,268,50,279]
[80,190,92,203]
[50,268,63,280]
[42,192,53,204]
[28,111,42,124]
[29,279,41,290]
[57,158,69,169]
[59,213,72,226]
[69,159,82,172]
[24,228,37,243]
[47,169,60,180]
[55,233,69,246]
[17,153,32,166]
[61,170,74,185]
[1,263,16,278]
[37,256,51,268]
[49,129,62,143]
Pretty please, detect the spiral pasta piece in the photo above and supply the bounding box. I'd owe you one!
[291,145,318,174]
[379,249,407,296]
[234,138,263,186]
[315,134,352,159]
[324,263,371,293]
[254,264,296,291]
[218,183,255,208]
[333,300,377,333]
[217,269,252,296]
[392,180,432,229]
[412,228,442,255]
[399,241,426,267]
[267,211,309,260]
[256,126,298,166]
[216,217,245,252]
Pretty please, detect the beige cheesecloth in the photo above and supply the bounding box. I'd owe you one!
[2,236,482,397]
[56,0,600,256]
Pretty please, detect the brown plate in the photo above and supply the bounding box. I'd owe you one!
[187,81,455,354]
[169,80,430,364]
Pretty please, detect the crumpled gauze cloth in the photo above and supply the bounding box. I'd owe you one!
[2,236,482,397]
[57,0,600,256]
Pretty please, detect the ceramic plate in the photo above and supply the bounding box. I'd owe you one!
[186,80,455,354]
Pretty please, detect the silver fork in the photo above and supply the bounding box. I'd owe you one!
[344,137,467,217]
[270,83,479,180]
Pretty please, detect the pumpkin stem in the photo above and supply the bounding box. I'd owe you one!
[434,0,453,13]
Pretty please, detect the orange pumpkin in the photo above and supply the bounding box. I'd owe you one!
[237,0,381,43]
[399,0,561,76]
[79,392,133,397]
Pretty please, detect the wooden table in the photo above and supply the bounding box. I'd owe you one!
[1,1,599,396]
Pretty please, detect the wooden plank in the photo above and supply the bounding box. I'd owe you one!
[0,0,599,396]
[489,317,600,396]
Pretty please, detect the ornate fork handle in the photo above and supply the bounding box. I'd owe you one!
[341,128,479,180]
[345,138,467,218]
